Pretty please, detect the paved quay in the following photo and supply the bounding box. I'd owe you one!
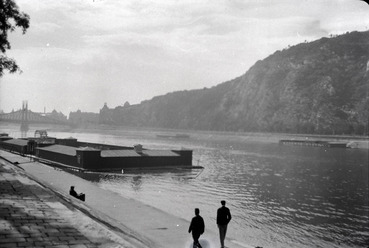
[0,150,254,248]
[0,153,144,248]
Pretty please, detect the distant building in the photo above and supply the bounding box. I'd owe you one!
[69,110,99,125]
[99,103,114,124]
[46,110,68,122]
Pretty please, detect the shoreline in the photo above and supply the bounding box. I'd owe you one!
[0,150,253,248]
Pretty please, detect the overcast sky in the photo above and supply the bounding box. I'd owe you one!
[1,0,368,115]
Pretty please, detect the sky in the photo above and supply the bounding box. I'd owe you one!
[0,0,368,115]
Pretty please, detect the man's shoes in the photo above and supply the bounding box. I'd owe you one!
[193,242,202,248]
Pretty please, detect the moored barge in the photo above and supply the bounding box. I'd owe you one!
[0,133,195,172]
[279,139,348,148]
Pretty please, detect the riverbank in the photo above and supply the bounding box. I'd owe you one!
[0,150,254,248]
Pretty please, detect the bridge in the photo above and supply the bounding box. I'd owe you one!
[0,102,69,131]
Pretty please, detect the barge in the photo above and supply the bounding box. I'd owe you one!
[0,132,196,172]
[156,133,190,139]
[279,139,348,148]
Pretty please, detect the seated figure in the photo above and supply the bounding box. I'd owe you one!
[69,186,85,201]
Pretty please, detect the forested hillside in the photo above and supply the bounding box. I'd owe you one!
[102,31,369,135]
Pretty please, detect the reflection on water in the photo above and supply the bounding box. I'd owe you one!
[131,176,143,191]
[20,130,28,139]
[2,124,368,248]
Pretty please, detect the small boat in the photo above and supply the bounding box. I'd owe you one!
[156,134,190,139]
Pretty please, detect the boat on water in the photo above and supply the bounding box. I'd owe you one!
[0,132,198,172]
[156,133,190,139]
[279,139,348,148]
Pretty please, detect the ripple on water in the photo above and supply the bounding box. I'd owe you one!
[25,127,368,248]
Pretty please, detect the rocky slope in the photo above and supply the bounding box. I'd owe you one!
[102,31,369,135]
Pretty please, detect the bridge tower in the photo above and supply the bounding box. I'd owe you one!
[20,100,29,132]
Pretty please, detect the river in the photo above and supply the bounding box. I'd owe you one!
[2,123,369,248]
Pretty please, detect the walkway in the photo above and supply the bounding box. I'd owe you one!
[0,154,139,248]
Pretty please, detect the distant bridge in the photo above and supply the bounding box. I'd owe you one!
[0,109,69,123]
[0,102,69,131]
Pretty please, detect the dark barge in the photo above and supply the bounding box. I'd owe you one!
[156,133,190,139]
[0,134,195,172]
[279,139,348,148]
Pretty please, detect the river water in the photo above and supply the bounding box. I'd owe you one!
[2,124,369,248]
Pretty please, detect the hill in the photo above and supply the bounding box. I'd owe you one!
[100,31,369,135]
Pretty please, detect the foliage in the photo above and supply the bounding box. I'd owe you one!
[0,0,30,76]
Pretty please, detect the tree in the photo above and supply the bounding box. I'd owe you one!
[0,0,30,76]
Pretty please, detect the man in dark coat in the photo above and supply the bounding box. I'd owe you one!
[217,200,232,248]
[188,208,205,248]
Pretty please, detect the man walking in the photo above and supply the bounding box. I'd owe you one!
[188,208,205,248]
[217,200,232,248]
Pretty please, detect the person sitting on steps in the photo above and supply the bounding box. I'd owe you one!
[69,186,85,201]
